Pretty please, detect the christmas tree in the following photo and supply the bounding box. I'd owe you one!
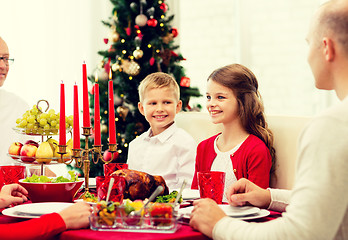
[86,0,201,177]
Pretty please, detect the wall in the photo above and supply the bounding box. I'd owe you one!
[0,0,337,118]
[178,0,337,116]
[0,0,112,115]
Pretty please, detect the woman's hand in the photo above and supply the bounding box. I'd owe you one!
[0,184,28,208]
[226,178,271,209]
[59,202,92,229]
[189,198,226,238]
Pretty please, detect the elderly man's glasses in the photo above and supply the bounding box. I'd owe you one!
[0,57,14,66]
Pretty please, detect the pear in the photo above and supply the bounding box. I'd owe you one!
[47,138,58,152]
[36,142,54,164]
[54,145,72,163]
[67,138,73,150]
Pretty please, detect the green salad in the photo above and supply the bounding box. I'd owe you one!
[155,190,182,203]
[23,170,78,183]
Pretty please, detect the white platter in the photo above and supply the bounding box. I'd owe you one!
[2,202,73,219]
[179,204,260,218]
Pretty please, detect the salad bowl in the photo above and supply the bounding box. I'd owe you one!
[19,172,83,203]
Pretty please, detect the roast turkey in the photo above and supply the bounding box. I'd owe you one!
[111,169,169,200]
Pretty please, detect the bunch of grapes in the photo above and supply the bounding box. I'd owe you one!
[16,105,73,135]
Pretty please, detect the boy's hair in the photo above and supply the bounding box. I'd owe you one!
[208,64,276,174]
[138,72,180,102]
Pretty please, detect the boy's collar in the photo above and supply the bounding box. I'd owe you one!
[145,122,177,143]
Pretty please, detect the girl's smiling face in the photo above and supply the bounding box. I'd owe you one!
[206,79,240,125]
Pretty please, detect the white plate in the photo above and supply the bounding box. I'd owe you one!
[2,202,73,219]
[171,189,200,200]
[179,204,260,218]
[74,199,97,207]
[233,209,270,220]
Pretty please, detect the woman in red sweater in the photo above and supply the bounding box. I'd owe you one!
[0,184,91,240]
[191,64,275,201]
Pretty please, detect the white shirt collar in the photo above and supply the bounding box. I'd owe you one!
[144,122,177,143]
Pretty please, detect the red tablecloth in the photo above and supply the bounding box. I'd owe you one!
[0,187,281,240]
[58,224,209,240]
[0,209,281,240]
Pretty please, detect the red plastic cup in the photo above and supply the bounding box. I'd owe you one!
[96,175,126,203]
[0,165,26,189]
[103,163,128,176]
[197,171,225,204]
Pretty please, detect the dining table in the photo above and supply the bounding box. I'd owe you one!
[0,202,281,240]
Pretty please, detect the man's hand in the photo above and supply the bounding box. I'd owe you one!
[226,178,271,209]
[189,198,226,238]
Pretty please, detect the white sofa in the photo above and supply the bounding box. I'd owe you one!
[175,112,311,190]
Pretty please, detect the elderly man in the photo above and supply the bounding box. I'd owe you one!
[190,1,348,239]
[0,37,29,165]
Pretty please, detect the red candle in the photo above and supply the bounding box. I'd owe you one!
[94,74,101,146]
[73,83,80,149]
[82,61,91,128]
[59,81,66,145]
[108,80,116,144]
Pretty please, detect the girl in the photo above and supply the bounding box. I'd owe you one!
[191,64,275,200]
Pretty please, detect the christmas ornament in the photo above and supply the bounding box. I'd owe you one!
[130,2,138,11]
[135,14,148,27]
[117,106,130,121]
[149,57,155,66]
[133,48,144,59]
[126,27,131,36]
[170,51,178,57]
[126,20,131,36]
[159,49,171,66]
[110,31,120,42]
[96,68,109,81]
[108,45,116,53]
[170,28,178,37]
[112,11,118,21]
[135,122,145,133]
[147,18,158,27]
[146,7,155,17]
[103,38,109,44]
[98,60,105,69]
[101,124,108,134]
[135,36,142,47]
[104,58,111,74]
[159,3,168,12]
[162,33,174,44]
[180,76,191,87]
[112,63,121,72]
[121,59,141,76]
[114,94,124,106]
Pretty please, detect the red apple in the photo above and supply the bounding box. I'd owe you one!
[103,150,119,162]
[20,144,38,162]
[25,140,39,148]
[8,142,23,159]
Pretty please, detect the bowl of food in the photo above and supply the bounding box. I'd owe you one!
[19,171,83,203]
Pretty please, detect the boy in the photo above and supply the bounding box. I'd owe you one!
[127,72,196,190]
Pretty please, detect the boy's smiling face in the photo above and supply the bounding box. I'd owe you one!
[138,86,182,136]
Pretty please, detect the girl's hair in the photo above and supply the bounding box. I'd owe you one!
[208,63,276,173]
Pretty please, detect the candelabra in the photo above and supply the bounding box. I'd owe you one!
[57,127,116,198]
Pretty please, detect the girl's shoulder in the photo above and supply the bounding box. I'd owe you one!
[198,133,221,146]
[243,134,269,151]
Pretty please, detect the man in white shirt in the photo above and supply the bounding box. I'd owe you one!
[189,1,348,239]
[0,37,29,165]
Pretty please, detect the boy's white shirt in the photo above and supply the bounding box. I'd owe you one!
[127,122,196,190]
